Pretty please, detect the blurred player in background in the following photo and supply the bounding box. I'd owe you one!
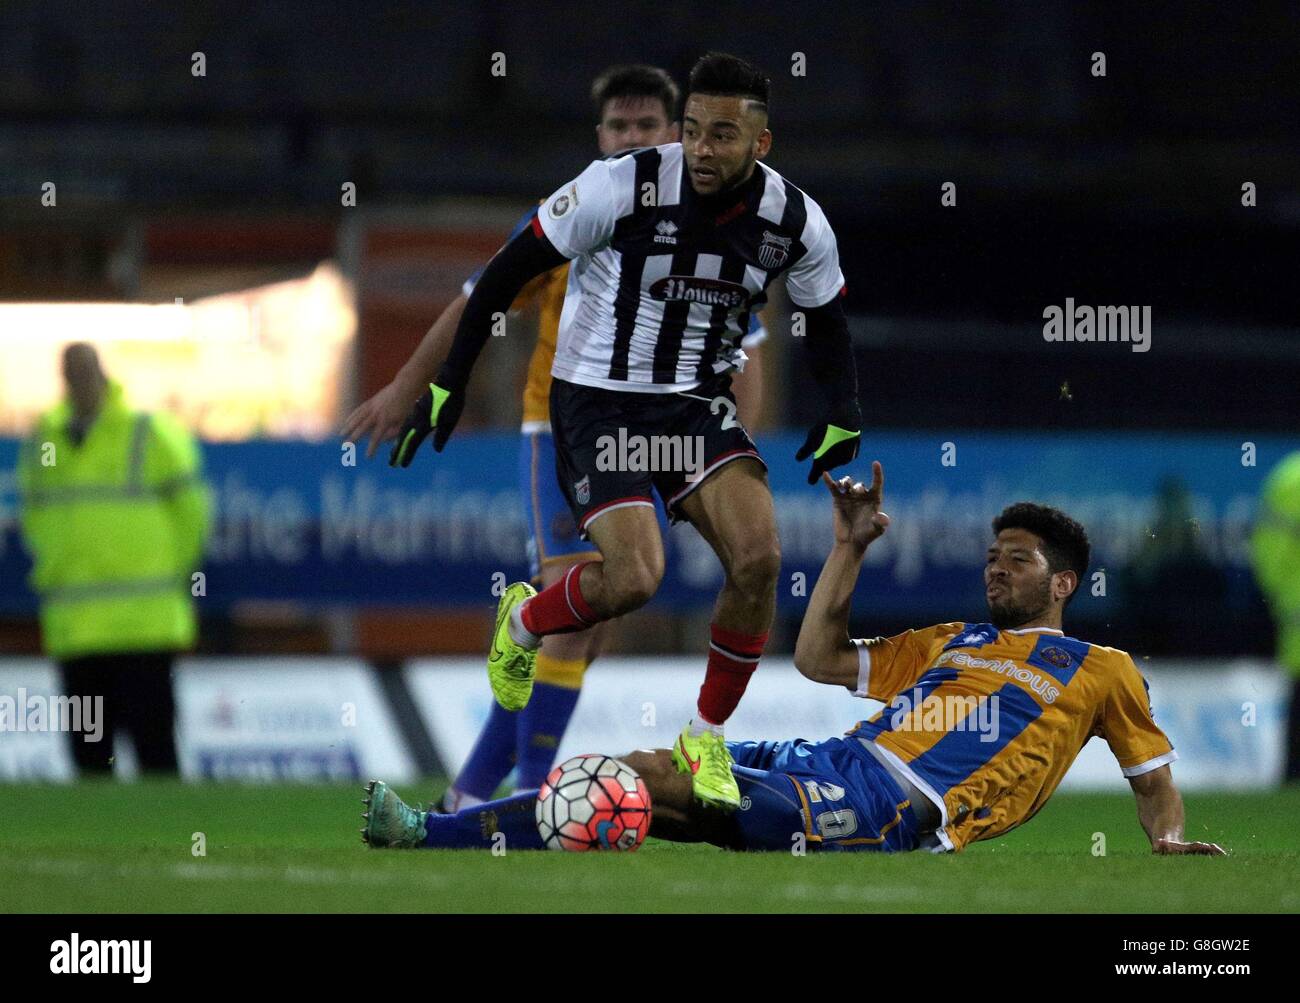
[387,52,860,811]
[364,463,1225,856]
[343,65,768,810]
[17,343,210,776]
[1250,451,1300,783]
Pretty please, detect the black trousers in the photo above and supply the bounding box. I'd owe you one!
[59,651,179,775]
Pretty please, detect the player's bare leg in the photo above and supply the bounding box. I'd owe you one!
[508,506,663,642]
[575,505,666,618]
[680,458,781,637]
[493,507,661,711]
[535,559,612,665]
[670,459,781,808]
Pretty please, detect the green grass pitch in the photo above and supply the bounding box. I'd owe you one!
[1,781,1296,913]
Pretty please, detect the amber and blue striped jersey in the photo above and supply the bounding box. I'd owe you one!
[847,622,1176,852]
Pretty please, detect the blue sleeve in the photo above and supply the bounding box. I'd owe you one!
[462,207,541,295]
[741,311,768,349]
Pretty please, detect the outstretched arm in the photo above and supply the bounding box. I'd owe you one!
[1127,765,1226,855]
[794,296,862,484]
[437,222,566,395]
[341,292,468,460]
[389,223,566,464]
[793,462,890,687]
[403,293,468,399]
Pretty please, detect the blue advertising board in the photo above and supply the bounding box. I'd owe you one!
[1,431,1293,616]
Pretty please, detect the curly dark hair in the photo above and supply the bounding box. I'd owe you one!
[991,502,1091,605]
[687,52,770,113]
[591,64,680,121]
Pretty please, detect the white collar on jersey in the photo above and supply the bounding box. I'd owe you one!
[1003,626,1065,635]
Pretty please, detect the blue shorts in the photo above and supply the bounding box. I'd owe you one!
[726,737,923,853]
[519,430,600,582]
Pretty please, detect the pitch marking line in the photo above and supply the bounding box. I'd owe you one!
[0,857,451,890]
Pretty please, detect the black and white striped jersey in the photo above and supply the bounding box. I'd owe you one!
[536,142,844,394]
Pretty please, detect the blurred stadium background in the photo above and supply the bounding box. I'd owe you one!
[1,2,1298,794]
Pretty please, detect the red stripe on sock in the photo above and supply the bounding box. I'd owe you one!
[710,624,769,658]
[520,561,601,636]
[563,561,599,624]
[696,624,769,726]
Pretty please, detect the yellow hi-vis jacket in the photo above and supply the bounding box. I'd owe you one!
[1251,451,1300,678]
[16,379,210,659]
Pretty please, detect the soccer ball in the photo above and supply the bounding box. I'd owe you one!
[535,754,652,851]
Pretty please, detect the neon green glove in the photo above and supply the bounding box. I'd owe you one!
[795,419,861,485]
[389,381,463,467]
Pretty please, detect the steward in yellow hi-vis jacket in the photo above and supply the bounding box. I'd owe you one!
[1250,450,1300,782]
[17,344,210,775]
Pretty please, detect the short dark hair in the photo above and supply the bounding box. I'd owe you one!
[591,64,680,121]
[991,502,1091,605]
[687,52,770,114]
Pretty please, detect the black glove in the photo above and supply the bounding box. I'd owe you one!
[795,405,862,485]
[388,376,465,467]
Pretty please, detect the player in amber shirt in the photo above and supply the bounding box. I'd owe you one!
[775,462,1227,853]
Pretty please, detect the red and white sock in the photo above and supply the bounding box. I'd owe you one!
[511,561,601,645]
[695,623,768,729]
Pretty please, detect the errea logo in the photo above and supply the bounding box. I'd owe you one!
[654,220,678,245]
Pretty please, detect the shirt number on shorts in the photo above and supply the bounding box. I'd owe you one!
[802,780,847,803]
[802,781,857,838]
[815,809,859,838]
[710,396,739,430]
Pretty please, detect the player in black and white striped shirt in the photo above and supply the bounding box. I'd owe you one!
[392,52,862,810]
[537,135,841,391]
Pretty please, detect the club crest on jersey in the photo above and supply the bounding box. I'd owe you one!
[758,230,793,269]
[1039,646,1074,669]
[574,474,591,505]
[549,183,579,219]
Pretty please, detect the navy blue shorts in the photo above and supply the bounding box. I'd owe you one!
[726,737,923,853]
[549,375,764,538]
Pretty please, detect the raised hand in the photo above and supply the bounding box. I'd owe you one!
[822,460,889,550]
[341,380,418,461]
